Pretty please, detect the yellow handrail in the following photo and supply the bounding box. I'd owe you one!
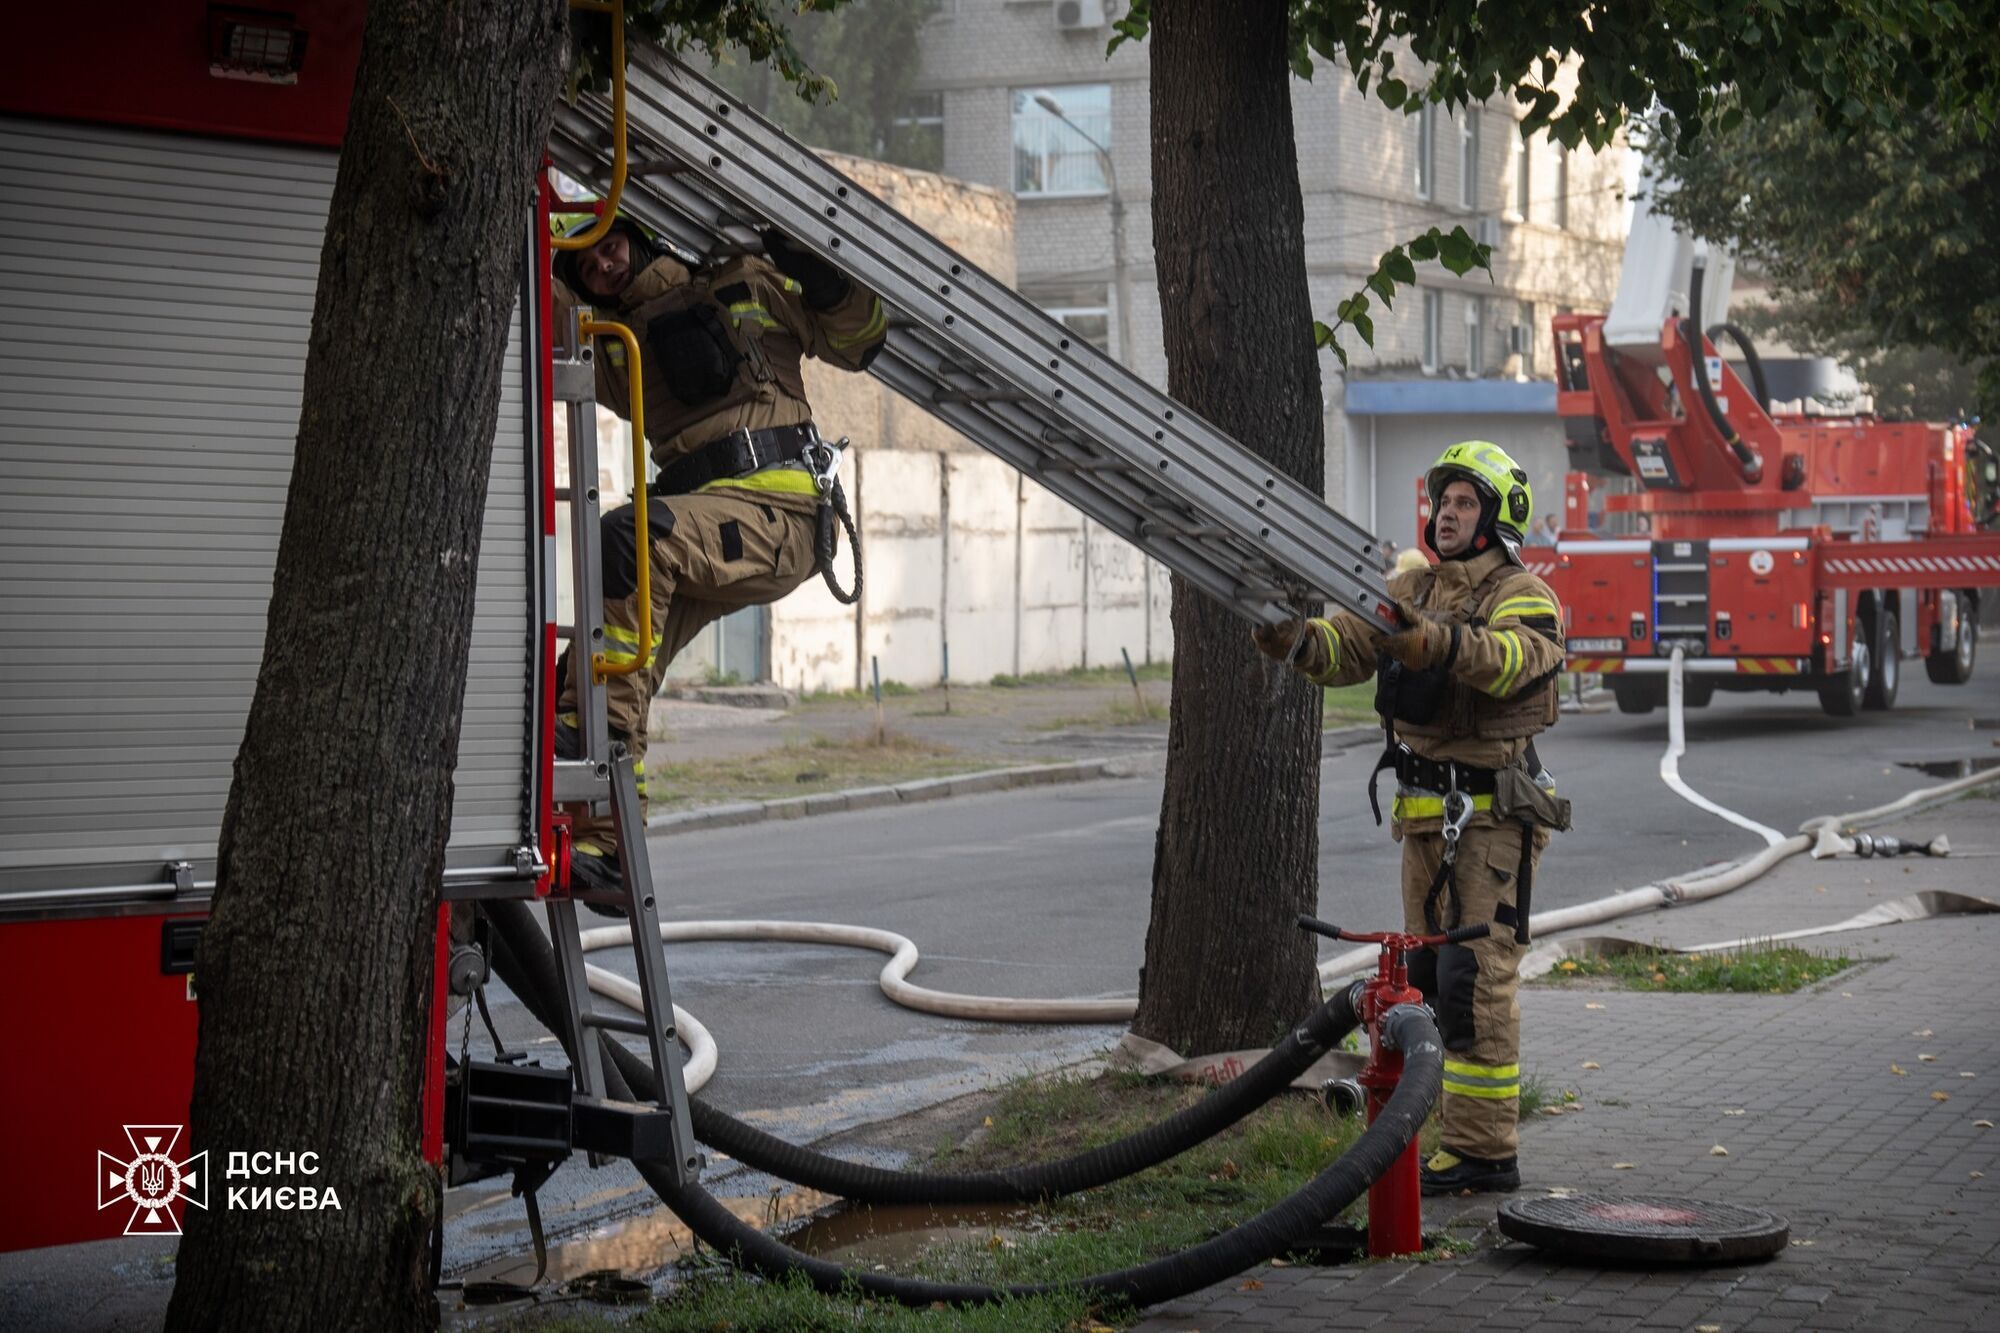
[578,315,651,681]
[552,0,627,252]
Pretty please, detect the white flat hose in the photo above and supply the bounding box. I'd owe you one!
[1659,648,1785,847]
[576,919,1137,1092]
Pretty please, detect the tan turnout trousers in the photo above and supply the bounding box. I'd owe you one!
[558,486,819,855]
[1400,818,1546,1160]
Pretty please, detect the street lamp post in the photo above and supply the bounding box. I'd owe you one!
[1033,91,1135,372]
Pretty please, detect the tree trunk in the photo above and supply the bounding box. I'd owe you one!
[1131,0,1326,1055]
[165,4,566,1329]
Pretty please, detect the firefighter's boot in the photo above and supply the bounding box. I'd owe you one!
[555,712,633,916]
[1420,1149,1520,1196]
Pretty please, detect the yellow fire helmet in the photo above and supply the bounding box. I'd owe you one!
[1425,439,1533,551]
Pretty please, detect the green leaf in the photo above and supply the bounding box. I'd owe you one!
[1312,320,1336,349]
[1408,232,1440,262]
[1378,77,1407,109]
[1385,250,1418,285]
[1352,311,1375,347]
[1365,272,1397,305]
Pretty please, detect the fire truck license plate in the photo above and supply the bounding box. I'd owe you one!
[1570,638,1623,652]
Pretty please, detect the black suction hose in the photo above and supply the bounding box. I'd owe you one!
[1684,259,1762,482]
[486,899,1442,1307]
[485,899,1363,1205]
[1704,321,1770,413]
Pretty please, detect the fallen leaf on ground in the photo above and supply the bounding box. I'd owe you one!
[1612,1162,1635,1170]
[1973,1172,1987,1180]
[1975,1120,1995,1129]
[1268,1257,1291,1268]
[983,1116,993,1128]
[1914,1029,1934,1037]
[1710,1145,1729,1156]
[1931,1091,1951,1102]
[1586,1002,1606,1010]
[1723,1108,1747,1116]
[1961,1072,1977,1079]
[1697,1325,1723,1332]
[1539,1106,1568,1117]
[1890,1064,1908,1076]
[1581,1061,1601,1070]
[1919,1054,1938,1062]
[1790,1238,1815,1247]
[1238,1278,1264,1291]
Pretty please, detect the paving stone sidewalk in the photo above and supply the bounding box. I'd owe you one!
[1137,796,2000,1333]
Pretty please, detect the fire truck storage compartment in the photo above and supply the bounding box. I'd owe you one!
[1708,539,1815,658]
[0,117,544,1249]
[1559,540,1654,654]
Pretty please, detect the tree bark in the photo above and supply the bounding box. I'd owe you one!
[1132,0,1326,1054]
[166,4,566,1329]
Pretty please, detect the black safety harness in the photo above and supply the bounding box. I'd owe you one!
[650,423,863,606]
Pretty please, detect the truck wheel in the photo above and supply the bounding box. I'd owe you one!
[1818,636,1868,718]
[1864,608,1899,709]
[1682,677,1715,708]
[1611,678,1659,715]
[1924,606,1976,685]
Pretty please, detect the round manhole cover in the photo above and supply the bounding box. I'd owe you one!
[1498,1194,1788,1265]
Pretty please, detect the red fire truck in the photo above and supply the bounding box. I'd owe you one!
[1532,208,2000,718]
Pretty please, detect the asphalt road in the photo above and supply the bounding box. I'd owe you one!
[452,666,2000,1279]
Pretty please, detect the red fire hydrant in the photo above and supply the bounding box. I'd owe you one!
[1299,915,1489,1258]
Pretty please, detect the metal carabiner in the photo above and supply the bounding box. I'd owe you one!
[1440,783,1474,865]
[802,432,847,497]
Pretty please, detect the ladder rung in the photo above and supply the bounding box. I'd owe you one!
[582,1010,654,1036]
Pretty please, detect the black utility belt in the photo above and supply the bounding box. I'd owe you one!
[1389,748,1499,795]
[652,423,818,496]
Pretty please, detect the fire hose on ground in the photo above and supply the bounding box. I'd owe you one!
[483,898,1444,1307]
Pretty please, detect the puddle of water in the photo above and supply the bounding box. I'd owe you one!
[783,1201,1045,1265]
[1894,757,2000,778]
[456,1186,835,1288]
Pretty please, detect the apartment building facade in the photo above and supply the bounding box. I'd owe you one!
[916,0,1627,552]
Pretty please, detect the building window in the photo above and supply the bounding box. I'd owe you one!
[1414,103,1435,200]
[1011,85,1110,197]
[1515,299,1535,374]
[1023,278,1111,352]
[1465,295,1486,375]
[887,91,944,173]
[1553,144,1569,230]
[1458,107,1481,210]
[1421,290,1442,371]
[1513,129,1530,219]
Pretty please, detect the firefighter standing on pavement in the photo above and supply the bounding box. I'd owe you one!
[1255,441,1571,1195]
[553,215,887,893]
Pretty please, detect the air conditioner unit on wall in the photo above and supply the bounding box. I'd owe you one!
[1054,0,1110,33]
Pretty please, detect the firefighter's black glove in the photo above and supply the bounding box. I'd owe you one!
[760,228,852,311]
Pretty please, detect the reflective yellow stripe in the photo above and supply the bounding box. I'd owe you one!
[1443,1080,1521,1099]
[728,301,781,330]
[701,467,821,496]
[1305,618,1343,685]
[1391,791,1495,820]
[1491,596,1558,621]
[603,623,662,649]
[1490,628,1524,696]
[1444,1060,1520,1079]
[829,296,885,350]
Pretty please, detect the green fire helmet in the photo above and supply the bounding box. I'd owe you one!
[1425,440,1533,549]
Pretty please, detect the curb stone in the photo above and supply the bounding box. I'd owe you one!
[644,724,1383,836]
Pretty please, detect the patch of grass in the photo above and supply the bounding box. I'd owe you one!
[1028,696,1161,732]
[629,1269,1098,1332]
[1538,941,1855,994]
[991,661,1172,689]
[645,731,965,808]
[1322,682,1377,727]
[802,678,920,705]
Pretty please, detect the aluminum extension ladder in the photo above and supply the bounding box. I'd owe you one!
[544,308,700,1187]
[547,44,1399,633]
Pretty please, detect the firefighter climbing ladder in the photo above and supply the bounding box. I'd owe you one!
[547,43,1401,632]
